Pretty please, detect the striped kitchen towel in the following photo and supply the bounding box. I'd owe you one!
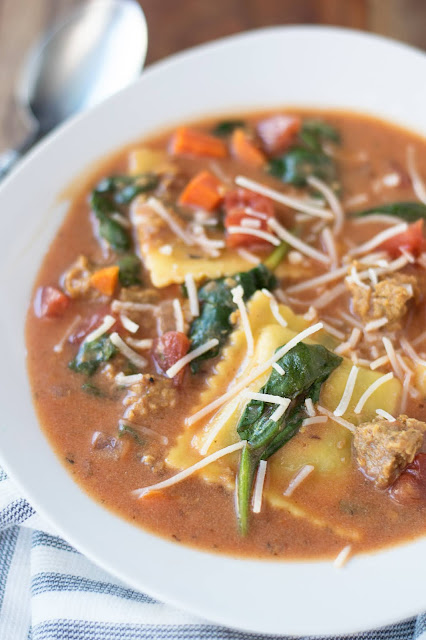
[0,468,425,640]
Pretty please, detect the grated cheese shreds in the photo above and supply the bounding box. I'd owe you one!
[262,289,288,327]
[110,332,147,369]
[370,355,390,371]
[368,267,378,287]
[119,419,168,445]
[200,399,242,456]
[347,265,369,290]
[348,222,408,257]
[333,545,352,569]
[244,206,268,220]
[166,338,219,378]
[321,321,345,340]
[115,372,144,386]
[283,464,315,497]
[334,366,359,417]
[231,285,254,356]
[364,317,388,333]
[271,401,291,422]
[235,175,334,220]
[354,372,394,414]
[244,391,290,406]
[348,328,362,349]
[376,409,396,422]
[132,440,247,498]
[227,225,281,246]
[321,226,339,268]
[120,314,139,334]
[307,175,345,234]
[272,362,285,376]
[301,416,328,427]
[407,145,426,204]
[252,460,268,514]
[412,328,426,346]
[241,217,261,229]
[401,373,411,413]
[146,197,194,245]
[186,323,324,426]
[351,213,404,226]
[312,283,346,310]
[339,311,363,330]
[396,353,414,376]
[84,314,116,344]
[53,314,82,354]
[382,337,403,379]
[125,337,153,350]
[236,248,261,264]
[110,212,131,228]
[159,244,173,255]
[173,298,185,333]
[185,273,199,318]
[268,218,330,264]
[400,337,426,368]
[112,300,156,313]
[316,405,355,433]
[304,398,316,417]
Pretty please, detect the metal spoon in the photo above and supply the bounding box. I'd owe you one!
[0,0,147,178]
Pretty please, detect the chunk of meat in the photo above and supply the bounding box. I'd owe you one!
[62,255,94,299]
[390,453,426,505]
[353,415,426,489]
[34,286,70,318]
[347,271,419,327]
[122,374,177,421]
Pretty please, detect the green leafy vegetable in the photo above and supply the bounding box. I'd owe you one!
[81,382,105,397]
[91,173,158,251]
[69,335,116,376]
[118,423,145,446]
[212,120,246,137]
[236,342,342,534]
[299,119,340,151]
[268,147,337,187]
[118,254,142,287]
[354,201,426,223]
[188,264,276,372]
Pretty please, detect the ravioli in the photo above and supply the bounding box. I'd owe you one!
[167,291,401,540]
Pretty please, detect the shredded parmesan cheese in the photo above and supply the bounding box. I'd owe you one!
[268,218,330,264]
[111,300,156,313]
[301,416,327,427]
[376,409,396,422]
[241,217,261,229]
[334,545,352,569]
[200,400,242,456]
[110,212,131,228]
[125,338,153,350]
[236,248,261,264]
[321,321,346,340]
[186,323,324,426]
[304,398,316,417]
[283,465,314,496]
[132,440,247,498]
[400,336,426,368]
[231,285,254,356]
[173,298,185,333]
[307,175,345,234]
[115,372,144,386]
[407,145,426,204]
[334,366,359,417]
[244,391,290,406]
[261,289,288,327]
[184,273,199,318]
[84,315,116,344]
[382,337,403,379]
[166,338,219,379]
[354,372,394,414]
[235,175,333,220]
[110,332,147,369]
[227,225,280,246]
[370,355,390,371]
[316,405,355,432]
[348,223,408,257]
[120,314,139,334]
[159,244,173,255]
[252,460,268,513]
[311,283,346,309]
[412,328,426,346]
[53,314,82,353]
[364,317,388,332]
[321,227,339,268]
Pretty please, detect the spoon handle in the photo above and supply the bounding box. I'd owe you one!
[0,130,39,181]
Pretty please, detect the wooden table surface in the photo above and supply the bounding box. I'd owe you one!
[1,0,426,151]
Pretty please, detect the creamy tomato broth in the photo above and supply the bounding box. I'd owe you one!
[26,110,426,561]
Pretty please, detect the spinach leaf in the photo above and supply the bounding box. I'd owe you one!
[212,120,246,137]
[268,147,337,187]
[118,254,142,287]
[189,264,276,372]
[69,335,116,376]
[91,173,158,251]
[299,119,341,151]
[236,342,342,534]
[118,423,145,446]
[354,201,426,223]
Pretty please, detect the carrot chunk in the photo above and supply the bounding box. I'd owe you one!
[230,128,266,168]
[178,170,224,211]
[170,127,227,158]
[90,266,119,296]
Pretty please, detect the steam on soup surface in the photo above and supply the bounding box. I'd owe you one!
[27,110,426,561]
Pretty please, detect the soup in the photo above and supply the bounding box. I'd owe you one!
[26,109,426,562]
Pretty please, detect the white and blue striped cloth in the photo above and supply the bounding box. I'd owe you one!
[1,467,425,640]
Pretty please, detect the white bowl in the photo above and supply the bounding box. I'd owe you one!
[0,26,425,636]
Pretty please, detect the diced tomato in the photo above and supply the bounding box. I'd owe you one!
[153,331,191,385]
[34,286,70,318]
[390,453,426,506]
[224,188,275,248]
[256,114,302,154]
[380,219,425,257]
[68,307,120,344]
